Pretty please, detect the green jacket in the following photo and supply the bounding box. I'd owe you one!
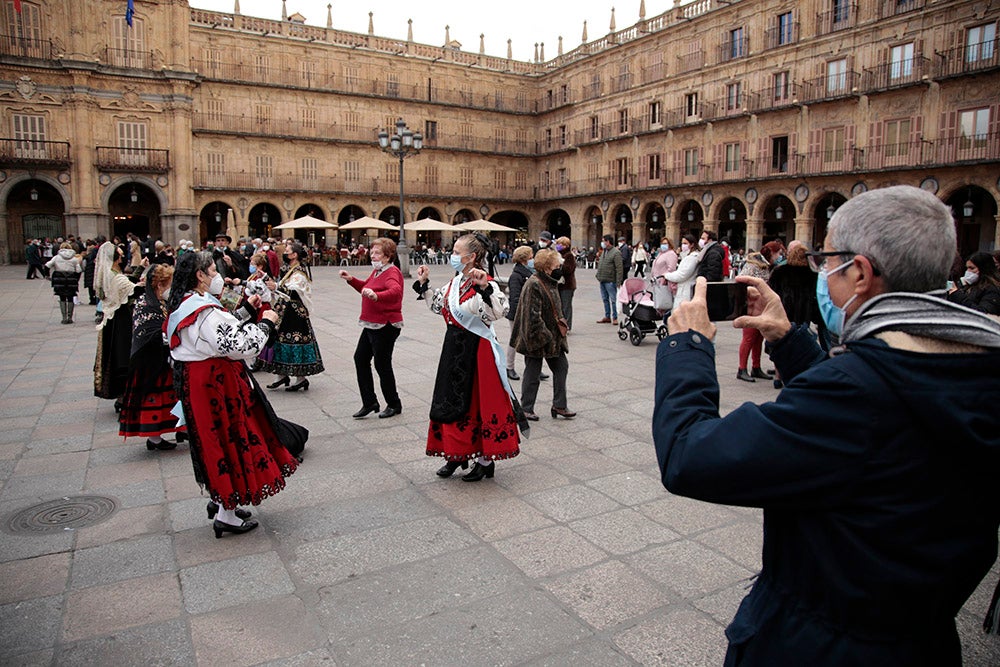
[595,246,623,285]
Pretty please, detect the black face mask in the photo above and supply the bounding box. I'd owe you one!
[549,268,563,281]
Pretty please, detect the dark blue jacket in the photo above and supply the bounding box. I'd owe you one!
[653,325,1000,666]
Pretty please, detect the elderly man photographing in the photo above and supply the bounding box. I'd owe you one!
[653,185,1000,665]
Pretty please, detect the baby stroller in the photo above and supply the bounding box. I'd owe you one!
[616,278,668,346]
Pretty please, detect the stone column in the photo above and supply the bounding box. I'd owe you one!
[631,220,645,246]
[993,214,1000,251]
[794,217,815,246]
[665,216,680,245]
[746,217,764,252]
[0,212,8,264]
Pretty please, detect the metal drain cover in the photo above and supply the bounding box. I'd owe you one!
[3,495,118,535]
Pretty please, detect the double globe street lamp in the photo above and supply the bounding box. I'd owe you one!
[378,118,422,276]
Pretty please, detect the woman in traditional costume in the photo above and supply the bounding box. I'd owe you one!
[93,241,139,407]
[167,251,296,538]
[414,233,528,482]
[260,241,324,392]
[118,264,184,451]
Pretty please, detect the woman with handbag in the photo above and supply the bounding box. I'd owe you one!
[511,248,576,421]
[414,233,529,482]
[167,251,297,537]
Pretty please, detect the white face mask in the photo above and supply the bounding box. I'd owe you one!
[698,239,707,249]
[681,243,690,253]
[371,260,383,271]
[208,272,225,295]
[963,270,979,285]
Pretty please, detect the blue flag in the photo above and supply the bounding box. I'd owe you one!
[126,0,134,27]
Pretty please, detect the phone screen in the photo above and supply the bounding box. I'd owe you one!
[695,282,748,321]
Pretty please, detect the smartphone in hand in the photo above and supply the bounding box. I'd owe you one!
[691,281,749,321]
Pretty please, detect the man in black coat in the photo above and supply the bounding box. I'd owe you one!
[25,239,44,279]
[213,233,248,282]
[696,230,725,281]
[617,237,632,276]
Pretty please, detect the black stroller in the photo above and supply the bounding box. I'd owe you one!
[616,278,668,346]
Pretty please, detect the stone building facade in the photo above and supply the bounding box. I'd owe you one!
[0,0,997,263]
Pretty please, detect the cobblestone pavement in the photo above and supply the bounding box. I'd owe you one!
[0,263,997,666]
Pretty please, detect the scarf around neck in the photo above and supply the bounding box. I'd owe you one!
[842,291,1000,349]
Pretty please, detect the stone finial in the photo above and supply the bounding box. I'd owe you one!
[534,42,538,62]
[368,11,374,35]
[408,19,413,42]
[507,38,512,59]
[233,0,240,15]
[281,0,287,21]
[445,24,450,45]
[480,33,485,54]
[326,4,332,28]
[582,20,588,42]
[558,35,563,55]
[640,0,646,20]
[610,7,616,32]
[540,41,545,61]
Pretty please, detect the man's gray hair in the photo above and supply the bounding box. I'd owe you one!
[827,185,955,293]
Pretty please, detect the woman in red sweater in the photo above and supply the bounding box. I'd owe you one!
[339,237,404,419]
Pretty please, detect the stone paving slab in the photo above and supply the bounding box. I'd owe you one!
[0,264,997,665]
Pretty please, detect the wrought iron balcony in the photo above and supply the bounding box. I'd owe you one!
[95,146,170,172]
[104,47,153,69]
[800,71,861,103]
[934,41,999,79]
[0,139,71,167]
[0,34,52,59]
[879,0,924,18]
[815,4,858,36]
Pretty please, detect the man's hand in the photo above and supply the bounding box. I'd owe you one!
[222,254,233,266]
[247,294,262,309]
[668,277,717,340]
[733,276,792,342]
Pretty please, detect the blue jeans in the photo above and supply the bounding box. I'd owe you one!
[599,281,618,319]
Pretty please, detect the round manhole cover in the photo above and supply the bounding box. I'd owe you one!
[4,495,118,535]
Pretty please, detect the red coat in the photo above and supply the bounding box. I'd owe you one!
[347,265,403,324]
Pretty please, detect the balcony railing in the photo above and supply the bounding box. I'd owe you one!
[95,146,170,172]
[934,42,1000,79]
[104,47,153,69]
[748,84,802,112]
[800,71,861,103]
[862,56,930,91]
[816,4,858,36]
[764,23,798,50]
[879,0,924,18]
[856,139,935,171]
[934,132,1000,164]
[0,34,52,59]
[192,112,358,141]
[707,158,753,182]
[706,92,749,120]
[0,139,71,167]
[717,36,749,64]
[677,51,706,74]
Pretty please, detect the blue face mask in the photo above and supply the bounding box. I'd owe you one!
[450,254,465,272]
[816,258,856,337]
[660,244,669,252]
[527,258,535,271]
[248,265,257,274]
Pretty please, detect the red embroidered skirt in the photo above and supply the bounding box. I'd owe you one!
[119,366,181,438]
[180,357,298,509]
[427,340,521,462]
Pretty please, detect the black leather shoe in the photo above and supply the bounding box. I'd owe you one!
[213,518,259,538]
[523,411,539,421]
[352,404,380,419]
[285,378,309,392]
[462,461,495,482]
[551,407,577,419]
[378,406,401,419]
[207,501,252,521]
[267,376,290,389]
[174,431,188,443]
[506,369,520,381]
[750,367,770,380]
[736,369,755,382]
[539,372,550,380]
[146,438,177,451]
[436,460,469,477]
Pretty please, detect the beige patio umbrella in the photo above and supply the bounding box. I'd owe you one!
[272,215,338,230]
[337,216,400,231]
[455,219,519,232]
[406,218,459,232]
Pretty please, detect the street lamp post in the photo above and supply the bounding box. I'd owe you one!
[378,118,423,276]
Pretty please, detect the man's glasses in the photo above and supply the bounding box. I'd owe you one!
[806,250,880,275]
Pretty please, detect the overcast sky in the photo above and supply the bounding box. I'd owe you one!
[188,0,676,62]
